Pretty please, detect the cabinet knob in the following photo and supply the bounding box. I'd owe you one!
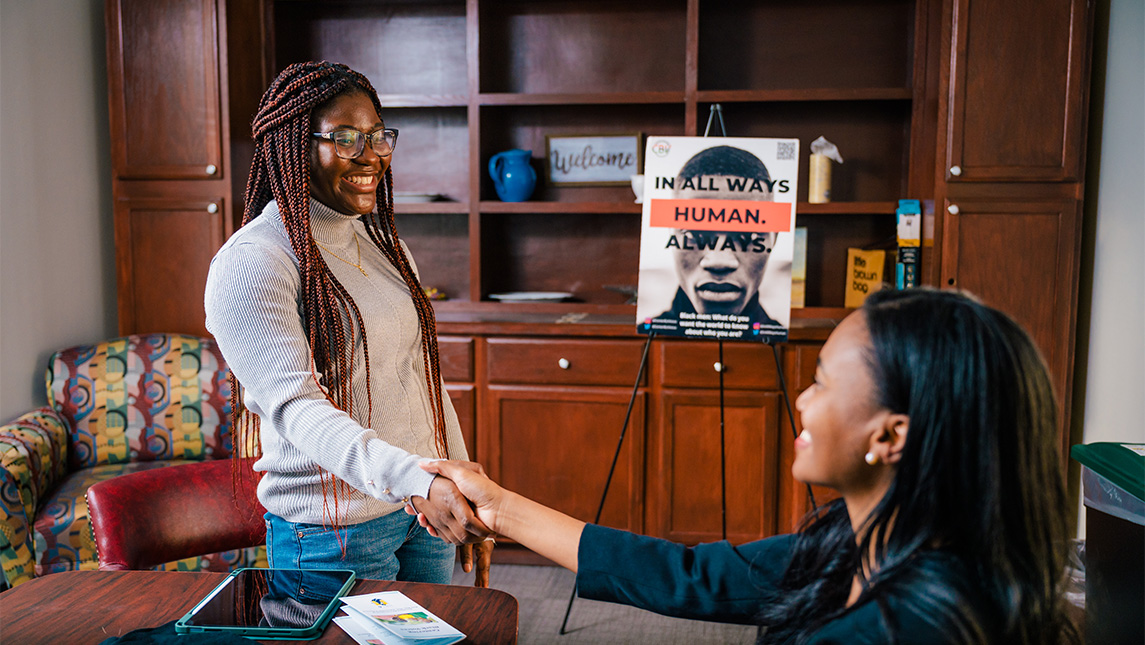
[558,358,570,370]
[949,165,962,177]
[206,164,217,175]
[947,204,960,215]
[713,362,723,373]
[207,203,219,214]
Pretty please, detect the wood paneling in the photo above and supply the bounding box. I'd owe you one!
[942,0,1091,182]
[939,197,1083,446]
[274,2,468,97]
[446,384,476,462]
[115,198,226,336]
[478,0,687,94]
[653,389,780,543]
[486,338,646,387]
[107,0,225,180]
[438,336,475,382]
[658,340,781,390]
[485,386,646,533]
[699,0,916,91]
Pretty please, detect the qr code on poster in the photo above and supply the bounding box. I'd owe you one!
[776,142,796,161]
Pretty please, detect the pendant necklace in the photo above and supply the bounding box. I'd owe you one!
[316,234,368,277]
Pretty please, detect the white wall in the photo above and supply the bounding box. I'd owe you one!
[1073,0,1145,534]
[0,0,116,421]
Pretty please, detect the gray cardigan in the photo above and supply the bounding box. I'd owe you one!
[205,199,467,525]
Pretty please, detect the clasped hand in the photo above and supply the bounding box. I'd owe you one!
[407,474,492,545]
[406,471,497,587]
[406,461,505,587]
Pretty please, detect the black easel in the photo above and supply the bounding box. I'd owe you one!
[557,331,655,634]
[559,105,814,634]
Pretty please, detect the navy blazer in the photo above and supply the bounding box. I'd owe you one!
[575,524,987,644]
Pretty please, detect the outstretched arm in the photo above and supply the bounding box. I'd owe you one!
[418,460,585,572]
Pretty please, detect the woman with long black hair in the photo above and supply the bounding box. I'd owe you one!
[417,288,1078,643]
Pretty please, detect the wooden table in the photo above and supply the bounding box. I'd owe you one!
[0,570,518,644]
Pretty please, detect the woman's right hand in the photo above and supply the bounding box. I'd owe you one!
[418,460,505,535]
[416,459,585,572]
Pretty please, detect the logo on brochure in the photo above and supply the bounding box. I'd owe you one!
[651,140,671,157]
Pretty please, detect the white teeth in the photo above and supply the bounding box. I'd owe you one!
[346,176,374,185]
[798,429,811,444]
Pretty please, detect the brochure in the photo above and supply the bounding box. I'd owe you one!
[338,591,465,645]
[334,616,400,645]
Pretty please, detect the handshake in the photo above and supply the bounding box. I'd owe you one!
[403,460,506,587]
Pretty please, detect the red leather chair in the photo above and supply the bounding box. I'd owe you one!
[87,458,267,571]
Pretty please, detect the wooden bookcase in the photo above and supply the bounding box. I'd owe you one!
[107,0,1093,545]
[250,0,926,314]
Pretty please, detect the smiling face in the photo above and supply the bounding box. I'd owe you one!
[309,90,389,216]
[792,313,889,494]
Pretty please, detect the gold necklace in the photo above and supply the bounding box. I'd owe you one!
[315,235,368,277]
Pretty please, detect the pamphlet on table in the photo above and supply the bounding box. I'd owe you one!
[336,591,465,645]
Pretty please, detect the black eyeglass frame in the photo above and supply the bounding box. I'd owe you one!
[311,128,399,159]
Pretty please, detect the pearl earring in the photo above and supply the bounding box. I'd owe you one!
[864,452,878,466]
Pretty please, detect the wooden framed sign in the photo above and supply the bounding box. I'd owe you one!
[545,133,642,186]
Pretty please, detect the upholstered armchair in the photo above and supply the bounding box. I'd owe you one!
[0,334,265,588]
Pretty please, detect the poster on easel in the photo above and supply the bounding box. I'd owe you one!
[635,136,800,343]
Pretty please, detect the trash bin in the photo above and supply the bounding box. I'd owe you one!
[1071,442,1145,645]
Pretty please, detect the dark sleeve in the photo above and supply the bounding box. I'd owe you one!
[575,524,797,625]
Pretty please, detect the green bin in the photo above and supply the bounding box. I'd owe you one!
[1071,442,1144,644]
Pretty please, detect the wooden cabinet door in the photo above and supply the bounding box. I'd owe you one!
[446,384,476,463]
[940,197,1083,451]
[941,0,1092,182]
[651,390,781,544]
[484,386,646,534]
[114,197,227,336]
[106,0,227,180]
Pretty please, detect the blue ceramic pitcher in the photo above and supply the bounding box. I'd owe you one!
[488,149,536,202]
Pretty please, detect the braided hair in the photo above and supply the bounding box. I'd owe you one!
[229,61,450,515]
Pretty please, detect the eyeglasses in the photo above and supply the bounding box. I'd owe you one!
[311,128,399,159]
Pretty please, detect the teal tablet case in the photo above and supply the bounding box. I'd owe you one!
[175,568,356,640]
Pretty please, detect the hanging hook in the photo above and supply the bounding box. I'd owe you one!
[703,103,728,137]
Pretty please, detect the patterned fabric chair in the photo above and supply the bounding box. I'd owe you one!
[0,334,266,588]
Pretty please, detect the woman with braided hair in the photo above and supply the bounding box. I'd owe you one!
[205,61,491,591]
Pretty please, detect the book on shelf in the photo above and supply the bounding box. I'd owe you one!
[335,591,465,645]
[791,226,807,308]
[844,247,886,308]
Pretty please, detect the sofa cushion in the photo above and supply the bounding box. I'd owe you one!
[0,407,70,586]
[46,334,232,469]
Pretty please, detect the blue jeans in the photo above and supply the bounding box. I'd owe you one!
[265,510,455,596]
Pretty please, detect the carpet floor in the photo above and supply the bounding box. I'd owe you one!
[452,563,758,644]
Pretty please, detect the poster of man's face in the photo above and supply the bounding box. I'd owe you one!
[635,137,799,342]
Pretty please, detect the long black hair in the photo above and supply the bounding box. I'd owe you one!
[757,288,1078,643]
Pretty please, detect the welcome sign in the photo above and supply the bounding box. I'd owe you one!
[545,133,642,186]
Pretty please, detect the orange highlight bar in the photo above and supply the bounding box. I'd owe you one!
[649,199,793,232]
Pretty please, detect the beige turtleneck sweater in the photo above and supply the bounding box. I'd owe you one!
[205,199,467,525]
